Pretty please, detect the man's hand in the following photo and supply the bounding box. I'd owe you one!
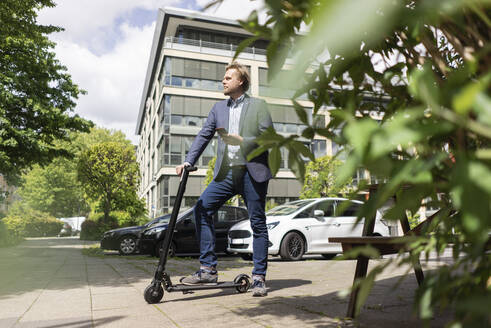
[176,163,189,177]
[221,133,243,146]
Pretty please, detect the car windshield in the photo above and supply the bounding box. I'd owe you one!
[146,214,171,228]
[266,200,315,216]
[145,208,193,229]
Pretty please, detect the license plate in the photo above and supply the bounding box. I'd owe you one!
[231,239,244,245]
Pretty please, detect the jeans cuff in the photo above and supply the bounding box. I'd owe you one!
[200,265,217,274]
[252,274,265,281]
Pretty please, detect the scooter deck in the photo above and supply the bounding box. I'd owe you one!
[166,281,241,292]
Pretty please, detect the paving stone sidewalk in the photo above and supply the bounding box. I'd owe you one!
[0,237,453,327]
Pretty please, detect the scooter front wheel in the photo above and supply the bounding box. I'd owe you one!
[144,283,164,304]
[234,274,251,293]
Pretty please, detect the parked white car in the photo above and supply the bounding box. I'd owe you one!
[227,198,389,261]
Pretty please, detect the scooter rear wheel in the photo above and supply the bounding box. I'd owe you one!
[144,284,164,304]
[234,274,251,293]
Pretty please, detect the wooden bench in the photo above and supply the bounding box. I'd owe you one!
[328,199,440,318]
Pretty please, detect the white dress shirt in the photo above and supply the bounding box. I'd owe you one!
[227,94,246,166]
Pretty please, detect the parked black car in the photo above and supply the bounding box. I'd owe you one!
[139,205,249,257]
[101,215,171,255]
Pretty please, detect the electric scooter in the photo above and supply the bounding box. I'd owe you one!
[143,165,251,304]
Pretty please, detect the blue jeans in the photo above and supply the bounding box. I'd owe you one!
[193,167,269,276]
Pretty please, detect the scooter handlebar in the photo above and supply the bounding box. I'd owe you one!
[185,166,197,172]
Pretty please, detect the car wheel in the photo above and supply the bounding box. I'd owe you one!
[119,236,137,255]
[321,253,337,260]
[280,232,305,261]
[155,240,176,258]
[240,253,253,261]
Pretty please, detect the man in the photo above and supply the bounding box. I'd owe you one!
[176,61,273,297]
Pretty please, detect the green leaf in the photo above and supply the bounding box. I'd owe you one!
[288,148,306,183]
[451,158,491,235]
[474,92,491,126]
[292,100,309,124]
[453,72,491,115]
[453,81,484,115]
[344,119,378,157]
[335,153,359,187]
[419,287,433,319]
[408,65,439,110]
[246,145,269,161]
[290,140,314,161]
[468,160,491,194]
[301,126,315,139]
[268,146,281,177]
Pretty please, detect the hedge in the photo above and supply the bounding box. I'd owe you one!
[0,219,22,247]
[80,212,150,241]
[3,214,64,238]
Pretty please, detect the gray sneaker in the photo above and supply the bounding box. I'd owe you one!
[180,269,218,285]
[251,278,267,297]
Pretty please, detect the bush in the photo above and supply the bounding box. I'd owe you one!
[80,211,151,240]
[110,211,149,227]
[0,219,22,247]
[80,213,118,241]
[3,211,64,238]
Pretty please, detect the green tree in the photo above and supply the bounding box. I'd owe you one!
[0,0,92,184]
[15,127,132,218]
[72,127,131,153]
[203,157,216,187]
[77,142,144,222]
[231,0,491,324]
[17,159,88,217]
[300,156,353,199]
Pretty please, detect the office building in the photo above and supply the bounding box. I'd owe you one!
[136,7,336,217]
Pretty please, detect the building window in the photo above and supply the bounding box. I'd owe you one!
[185,197,199,208]
[168,134,216,167]
[184,136,193,159]
[280,148,288,169]
[162,57,248,93]
[185,116,201,127]
[163,137,169,165]
[170,136,182,165]
[202,140,216,166]
[311,139,327,158]
[171,115,182,125]
[175,26,268,50]
[157,176,170,214]
[273,122,284,132]
[285,123,298,134]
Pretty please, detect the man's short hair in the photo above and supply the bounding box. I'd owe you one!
[226,61,250,92]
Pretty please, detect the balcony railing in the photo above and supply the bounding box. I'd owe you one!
[163,36,267,60]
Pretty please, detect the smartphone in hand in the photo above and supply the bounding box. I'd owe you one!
[216,128,228,136]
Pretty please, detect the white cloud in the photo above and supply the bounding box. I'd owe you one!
[38,0,177,43]
[55,23,155,144]
[37,0,266,144]
[199,0,265,21]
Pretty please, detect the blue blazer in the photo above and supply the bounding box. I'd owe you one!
[185,94,273,183]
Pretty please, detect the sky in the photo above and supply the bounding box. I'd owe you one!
[37,0,264,144]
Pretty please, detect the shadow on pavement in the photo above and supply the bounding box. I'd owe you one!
[225,272,452,328]
[161,278,312,303]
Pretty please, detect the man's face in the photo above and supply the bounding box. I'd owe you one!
[222,68,243,96]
